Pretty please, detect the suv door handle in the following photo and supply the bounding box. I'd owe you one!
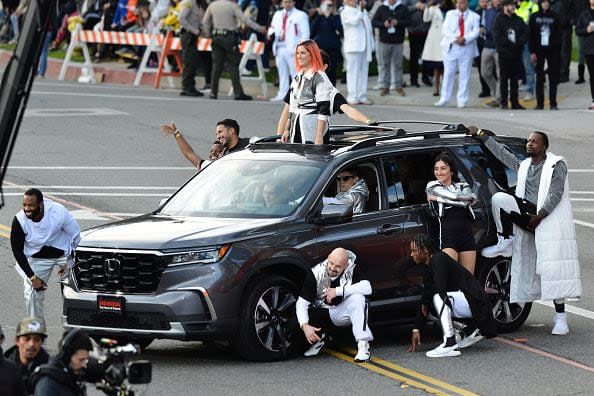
[376,224,401,236]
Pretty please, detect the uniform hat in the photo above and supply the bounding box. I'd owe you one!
[16,317,47,337]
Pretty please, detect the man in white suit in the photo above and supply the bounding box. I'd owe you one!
[435,0,480,108]
[341,0,374,105]
[269,0,310,102]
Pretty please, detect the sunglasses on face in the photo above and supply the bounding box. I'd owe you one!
[336,175,355,182]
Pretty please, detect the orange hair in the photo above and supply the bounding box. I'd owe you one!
[294,40,325,73]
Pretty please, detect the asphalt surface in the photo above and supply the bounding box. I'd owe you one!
[0,79,593,396]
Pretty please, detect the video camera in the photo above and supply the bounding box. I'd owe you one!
[86,338,152,396]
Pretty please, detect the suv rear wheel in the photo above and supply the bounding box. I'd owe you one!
[478,257,532,332]
[235,274,301,361]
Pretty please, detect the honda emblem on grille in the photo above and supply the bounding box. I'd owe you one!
[105,258,121,277]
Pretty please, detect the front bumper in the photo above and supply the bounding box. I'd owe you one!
[62,285,234,340]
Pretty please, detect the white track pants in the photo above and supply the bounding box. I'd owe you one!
[344,51,369,103]
[440,46,474,106]
[21,256,67,320]
[432,291,472,339]
[276,46,296,99]
[328,293,373,342]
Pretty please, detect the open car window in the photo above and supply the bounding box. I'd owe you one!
[159,159,323,218]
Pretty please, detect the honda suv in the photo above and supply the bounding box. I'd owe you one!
[62,122,531,361]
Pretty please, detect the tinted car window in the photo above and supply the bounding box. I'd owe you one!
[383,151,464,207]
[455,143,526,191]
[160,159,323,218]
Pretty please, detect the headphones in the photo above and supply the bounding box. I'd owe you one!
[58,328,91,366]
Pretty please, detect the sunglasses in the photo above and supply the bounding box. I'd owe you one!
[336,175,355,182]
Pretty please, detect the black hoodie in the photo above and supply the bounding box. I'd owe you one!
[0,347,26,396]
[4,345,49,395]
[493,11,528,59]
[30,357,86,396]
[528,9,562,52]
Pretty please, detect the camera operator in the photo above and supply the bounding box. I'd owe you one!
[0,323,27,396]
[4,318,49,395]
[32,329,92,396]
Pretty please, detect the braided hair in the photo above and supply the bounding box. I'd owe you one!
[412,234,438,256]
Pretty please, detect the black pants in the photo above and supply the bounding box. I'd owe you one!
[586,54,594,101]
[320,47,340,86]
[181,30,199,92]
[211,32,244,97]
[409,33,428,84]
[535,48,560,107]
[498,56,522,106]
[501,195,537,237]
[559,26,572,80]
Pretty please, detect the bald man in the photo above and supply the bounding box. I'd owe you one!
[296,248,373,362]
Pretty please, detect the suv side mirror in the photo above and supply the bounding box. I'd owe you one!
[314,204,354,225]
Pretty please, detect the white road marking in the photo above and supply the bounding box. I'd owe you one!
[568,169,594,173]
[3,185,177,190]
[574,219,594,229]
[571,198,594,202]
[25,108,129,117]
[570,191,594,194]
[536,301,594,320]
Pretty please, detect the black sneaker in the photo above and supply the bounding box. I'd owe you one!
[550,105,559,110]
[180,90,204,97]
[209,93,217,100]
[235,94,253,101]
[534,104,544,110]
[511,103,525,110]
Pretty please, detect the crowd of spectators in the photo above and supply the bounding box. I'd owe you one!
[0,0,592,108]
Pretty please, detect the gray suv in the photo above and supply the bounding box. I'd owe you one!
[62,123,532,361]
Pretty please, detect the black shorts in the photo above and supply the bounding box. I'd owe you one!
[437,206,476,252]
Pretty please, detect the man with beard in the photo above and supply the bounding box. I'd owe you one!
[296,248,373,362]
[160,118,253,169]
[10,189,80,321]
[4,318,50,395]
[468,125,581,335]
[31,329,93,396]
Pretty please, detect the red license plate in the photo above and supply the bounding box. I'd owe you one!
[97,295,125,314]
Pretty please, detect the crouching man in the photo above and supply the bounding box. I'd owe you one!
[296,248,373,362]
[407,235,497,357]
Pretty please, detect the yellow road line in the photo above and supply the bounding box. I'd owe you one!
[0,223,10,232]
[325,348,449,396]
[342,347,479,396]
[0,231,9,239]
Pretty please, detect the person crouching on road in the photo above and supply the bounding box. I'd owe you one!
[296,248,373,362]
[32,329,93,396]
[4,318,50,395]
[426,152,477,274]
[407,234,497,358]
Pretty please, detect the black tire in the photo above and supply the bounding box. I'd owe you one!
[478,256,532,332]
[235,274,301,362]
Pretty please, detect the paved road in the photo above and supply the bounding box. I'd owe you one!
[0,79,593,395]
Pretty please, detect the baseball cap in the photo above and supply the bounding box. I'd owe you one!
[16,317,47,337]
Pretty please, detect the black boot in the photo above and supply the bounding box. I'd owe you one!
[576,64,585,84]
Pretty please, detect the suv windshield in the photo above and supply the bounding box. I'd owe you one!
[159,159,323,218]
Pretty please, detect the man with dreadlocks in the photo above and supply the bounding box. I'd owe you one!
[407,234,497,357]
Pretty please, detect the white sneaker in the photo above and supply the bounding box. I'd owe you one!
[354,340,371,362]
[518,84,529,92]
[269,96,284,102]
[551,312,569,335]
[426,342,461,358]
[457,102,466,108]
[303,334,325,357]
[434,99,447,107]
[372,83,383,90]
[481,235,514,258]
[523,93,534,101]
[458,328,484,349]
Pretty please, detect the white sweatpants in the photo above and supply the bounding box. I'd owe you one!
[328,293,373,342]
[275,46,297,100]
[344,51,369,103]
[440,46,474,106]
[491,191,521,234]
[21,256,67,320]
[432,291,472,339]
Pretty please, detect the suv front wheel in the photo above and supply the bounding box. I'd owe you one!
[235,274,301,361]
[478,257,532,332]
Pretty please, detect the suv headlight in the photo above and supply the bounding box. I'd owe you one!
[167,245,231,267]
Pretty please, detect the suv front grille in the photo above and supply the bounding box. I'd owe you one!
[67,308,171,330]
[74,251,167,293]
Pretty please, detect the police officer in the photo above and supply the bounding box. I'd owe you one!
[529,0,561,109]
[179,0,207,97]
[202,0,267,100]
[4,318,50,395]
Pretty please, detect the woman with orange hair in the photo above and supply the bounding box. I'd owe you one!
[276,40,334,145]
